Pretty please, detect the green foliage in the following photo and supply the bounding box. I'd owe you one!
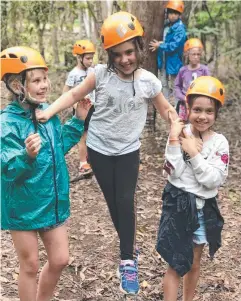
[187,26,220,38]
[117,0,128,11]
[190,1,241,35]
[25,1,51,28]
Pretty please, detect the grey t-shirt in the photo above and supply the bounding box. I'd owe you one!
[65,66,95,103]
[86,64,162,155]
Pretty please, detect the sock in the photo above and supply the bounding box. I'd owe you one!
[79,161,87,168]
[121,259,135,266]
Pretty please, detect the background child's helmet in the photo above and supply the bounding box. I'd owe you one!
[101,11,144,50]
[184,38,203,52]
[1,46,48,81]
[72,40,96,56]
[166,0,184,14]
[186,76,225,105]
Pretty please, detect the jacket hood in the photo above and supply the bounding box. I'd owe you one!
[1,100,45,118]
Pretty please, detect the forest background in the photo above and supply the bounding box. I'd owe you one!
[1,0,241,102]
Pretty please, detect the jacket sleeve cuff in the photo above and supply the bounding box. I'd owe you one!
[71,116,85,126]
[159,44,166,51]
[166,145,182,155]
[189,153,206,173]
[22,149,35,164]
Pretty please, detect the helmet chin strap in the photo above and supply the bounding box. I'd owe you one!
[5,73,39,133]
[80,54,88,71]
[114,66,138,97]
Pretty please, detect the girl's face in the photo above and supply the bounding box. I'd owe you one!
[188,47,202,67]
[111,40,137,78]
[188,96,216,133]
[83,53,94,68]
[78,53,94,69]
[26,69,49,103]
[167,11,180,23]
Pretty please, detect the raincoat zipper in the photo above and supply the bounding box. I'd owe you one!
[42,124,59,223]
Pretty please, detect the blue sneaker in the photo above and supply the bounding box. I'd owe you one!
[118,263,139,295]
[117,248,140,277]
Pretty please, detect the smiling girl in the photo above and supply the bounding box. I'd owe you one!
[36,11,178,296]
[158,76,229,301]
[174,38,210,120]
[1,46,90,301]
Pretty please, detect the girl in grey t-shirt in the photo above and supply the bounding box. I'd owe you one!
[37,11,178,296]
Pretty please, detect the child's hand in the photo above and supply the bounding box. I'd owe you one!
[75,98,92,120]
[36,109,51,123]
[168,111,185,139]
[25,133,41,158]
[180,130,203,157]
[149,39,163,52]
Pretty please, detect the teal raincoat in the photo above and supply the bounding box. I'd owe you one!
[1,101,84,230]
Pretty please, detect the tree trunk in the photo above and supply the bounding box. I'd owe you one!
[87,0,108,63]
[78,9,83,37]
[38,28,45,58]
[130,1,165,75]
[130,1,166,130]
[1,1,9,50]
[182,0,194,28]
[50,1,60,65]
[10,2,18,45]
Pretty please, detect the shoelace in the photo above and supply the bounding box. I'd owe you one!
[122,268,137,282]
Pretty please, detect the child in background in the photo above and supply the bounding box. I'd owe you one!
[149,0,186,103]
[36,11,178,296]
[157,76,229,301]
[63,40,96,175]
[175,38,210,120]
[1,46,90,301]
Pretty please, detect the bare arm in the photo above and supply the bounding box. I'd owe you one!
[37,72,96,122]
[62,85,71,94]
[152,92,178,122]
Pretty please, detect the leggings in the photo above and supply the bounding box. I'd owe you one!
[87,147,139,260]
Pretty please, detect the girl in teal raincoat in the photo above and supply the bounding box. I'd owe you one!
[0,46,90,301]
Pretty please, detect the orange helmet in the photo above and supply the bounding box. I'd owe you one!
[184,38,203,52]
[101,11,144,50]
[72,40,95,56]
[166,0,184,14]
[1,46,48,81]
[186,76,225,105]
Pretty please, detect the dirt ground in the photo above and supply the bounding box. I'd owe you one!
[1,75,241,301]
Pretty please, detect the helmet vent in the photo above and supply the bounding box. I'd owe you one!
[9,54,18,58]
[20,55,28,63]
[128,23,135,30]
[1,55,7,58]
[131,16,135,22]
[220,88,224,96]
[101,35,104,43]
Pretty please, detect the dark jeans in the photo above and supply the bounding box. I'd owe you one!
[87,147,140,260]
